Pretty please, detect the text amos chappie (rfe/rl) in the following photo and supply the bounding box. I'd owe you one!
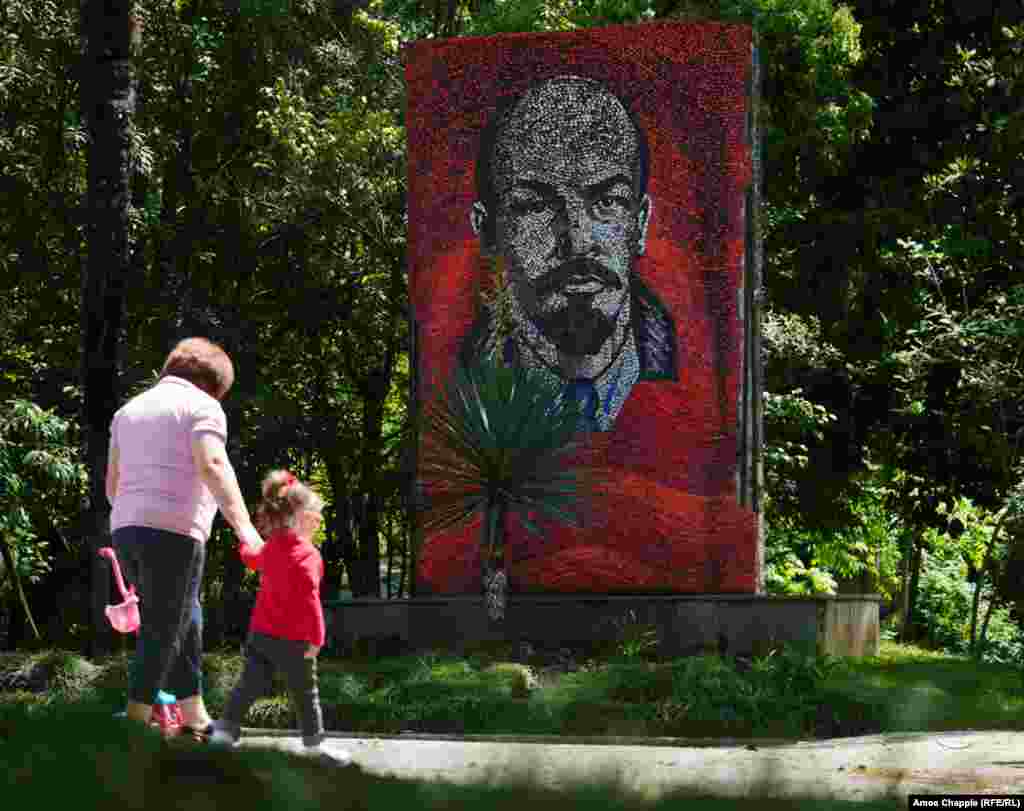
[909,797,1023,809]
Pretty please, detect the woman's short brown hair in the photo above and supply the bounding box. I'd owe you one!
[160,337,235,399]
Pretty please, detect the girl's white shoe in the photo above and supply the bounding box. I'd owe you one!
[303,743,352,765]
[208,727,239,747]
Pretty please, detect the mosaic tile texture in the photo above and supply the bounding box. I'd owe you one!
[406,21,758,594]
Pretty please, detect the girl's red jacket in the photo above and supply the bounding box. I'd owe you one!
[239,528,325,647]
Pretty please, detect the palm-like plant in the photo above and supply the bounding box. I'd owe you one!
[415,260,599,621]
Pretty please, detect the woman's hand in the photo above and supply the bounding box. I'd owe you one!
[238,523,264,552]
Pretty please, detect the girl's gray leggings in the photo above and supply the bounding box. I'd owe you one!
[219,631,324,746]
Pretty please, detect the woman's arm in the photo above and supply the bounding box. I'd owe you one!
[191,432,262,548]
[105,443,119,506]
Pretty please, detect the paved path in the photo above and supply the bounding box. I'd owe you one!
[238,729,1024,802]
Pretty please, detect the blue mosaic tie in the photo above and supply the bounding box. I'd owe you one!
[565,378,599,431]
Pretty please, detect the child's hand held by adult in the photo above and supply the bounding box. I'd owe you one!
[238,524,264,552]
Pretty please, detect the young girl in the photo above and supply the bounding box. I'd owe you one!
[210,470,349,763]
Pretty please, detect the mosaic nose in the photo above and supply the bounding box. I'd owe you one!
[554,197,600,256]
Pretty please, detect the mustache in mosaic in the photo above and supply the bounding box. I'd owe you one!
[534,258,623,299]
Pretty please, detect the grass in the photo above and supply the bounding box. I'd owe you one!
[5,640,1016,809]
[0,701,906,811]
[1,640,1021,740]
[822,641,1024,733]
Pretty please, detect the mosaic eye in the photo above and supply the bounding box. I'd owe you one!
[592,192,631,219]
[506,194,553,216]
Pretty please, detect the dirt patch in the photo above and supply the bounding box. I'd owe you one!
[848,765,1024,793]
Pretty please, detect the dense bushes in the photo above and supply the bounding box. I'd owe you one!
[914,554,1024,666]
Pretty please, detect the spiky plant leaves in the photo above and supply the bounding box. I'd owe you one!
[416,356,601,614]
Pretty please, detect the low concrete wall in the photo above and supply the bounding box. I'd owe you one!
[819,597,880,658]
[325,594,881,658]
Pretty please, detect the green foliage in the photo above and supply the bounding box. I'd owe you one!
[765,474,902,598]
[0,400,86,640]
[929,496,1006,570]
[715,0,873,197]
[417,357,595,572]
[913,551,1024,666]
[761,308,841,526]
[811,469,903,595]
[462,0,656,33]
[604,609,662,661]
[835,640,1024,732]
[971,604,1024,668]
[0,400,86,577]
[765,536,835,593]
[4,641,1024,751]
[247,694,295,727]
[762,385,836,519]
[912,553,974,655]
[658,646,842,735]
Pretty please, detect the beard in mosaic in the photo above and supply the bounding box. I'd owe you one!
[459,75,676,432]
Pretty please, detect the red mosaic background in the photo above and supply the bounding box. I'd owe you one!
[406,21,758,594]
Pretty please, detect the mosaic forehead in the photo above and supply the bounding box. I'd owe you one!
[480,76,648,203]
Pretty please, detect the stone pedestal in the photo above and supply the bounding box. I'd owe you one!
[325,594,880,658]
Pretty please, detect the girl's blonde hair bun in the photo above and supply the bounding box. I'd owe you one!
[253,469,324,533]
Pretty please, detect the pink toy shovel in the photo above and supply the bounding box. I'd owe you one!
[98,547,140,633]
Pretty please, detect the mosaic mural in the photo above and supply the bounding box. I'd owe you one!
[406,21,760,594]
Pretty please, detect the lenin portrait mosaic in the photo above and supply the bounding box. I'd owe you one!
[406,22,761,594]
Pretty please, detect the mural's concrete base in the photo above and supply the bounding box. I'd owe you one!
[326,594,881,659]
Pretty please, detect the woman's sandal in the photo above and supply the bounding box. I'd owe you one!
[178,723,215,742]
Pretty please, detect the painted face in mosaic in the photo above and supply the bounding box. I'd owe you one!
[476,77,651,360]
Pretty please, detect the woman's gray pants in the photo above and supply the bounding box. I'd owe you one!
[219,631,324,746]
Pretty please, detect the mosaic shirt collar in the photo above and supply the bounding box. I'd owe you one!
[504,328,638,432]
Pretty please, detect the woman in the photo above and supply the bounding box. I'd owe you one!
[106,337,263,738]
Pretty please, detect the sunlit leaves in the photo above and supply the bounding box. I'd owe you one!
[0,400,87,597]
[766,462,903,598]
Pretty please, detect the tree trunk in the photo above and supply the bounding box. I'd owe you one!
[322,459,350,598]
[326,466,358,597]
[977,591,999,659]
[0,538,41,643]
[5,592,25,651]
[155,0,204,347]
[901,538,924,643]
[896,532,913,641]
[397,519,408,598]
[385,511,396,599]
[971,509,1008,659]
[80,0,136,659]
[969,562,983,655]
[356,493,381,598]
[481,499,507,623]
[353,363,394,597]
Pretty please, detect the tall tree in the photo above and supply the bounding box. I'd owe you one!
[79,0,137,656]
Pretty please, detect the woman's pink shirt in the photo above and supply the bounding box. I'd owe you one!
[109,376,227,542]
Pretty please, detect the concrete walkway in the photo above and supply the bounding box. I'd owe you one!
[238,729,1024,802]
